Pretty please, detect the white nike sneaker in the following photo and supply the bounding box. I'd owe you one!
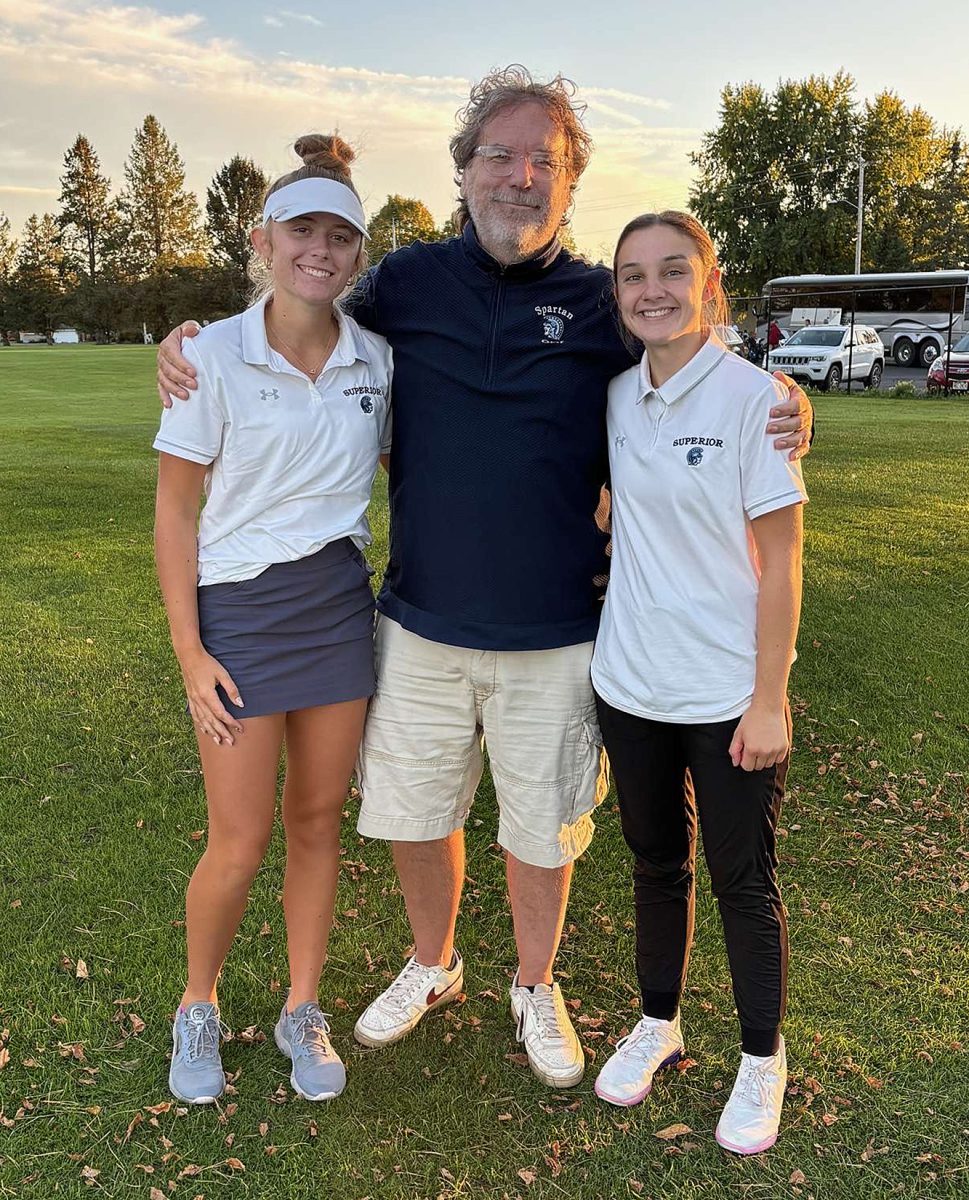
[509,971,584,1089]
[715,1037,787,1155]
[353,951,463,1048]
[594,1013,685,1106]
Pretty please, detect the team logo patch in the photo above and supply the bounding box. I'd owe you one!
[686,446,704,466]
[535,304,573,344]
[360,395,374,414]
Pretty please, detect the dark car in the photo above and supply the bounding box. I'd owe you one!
[926,333,969,394]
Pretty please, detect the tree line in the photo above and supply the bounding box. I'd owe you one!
[0,117,452,343]
[690,73,969,298]
[4,79,966,342]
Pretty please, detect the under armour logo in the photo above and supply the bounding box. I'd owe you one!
[260,388,280,403]
[615,434,627,449]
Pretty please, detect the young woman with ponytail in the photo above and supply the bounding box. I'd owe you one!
[153,135,392,1104]
[591,212,807,1154]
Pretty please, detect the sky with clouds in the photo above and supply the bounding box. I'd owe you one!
[1,0,965,259]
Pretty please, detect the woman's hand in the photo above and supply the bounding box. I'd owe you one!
[178,647,245,746]
[158,321,202,407]
[767,372,813,461]
[728,704,789,773]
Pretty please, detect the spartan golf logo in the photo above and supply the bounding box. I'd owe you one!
[536,304,573,344]
[687,446,704,466]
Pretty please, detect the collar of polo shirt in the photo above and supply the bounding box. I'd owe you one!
[240,292,373,371]
[637,331,728,406]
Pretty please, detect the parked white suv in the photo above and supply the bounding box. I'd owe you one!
[766,325,885,390]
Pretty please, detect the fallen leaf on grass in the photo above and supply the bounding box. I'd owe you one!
[821,1112,838,1126]
[58,1042,86,1061]
[177,1165,203,1179]
[128,1013,146,1035]
[517,1167,537,1185]
[150,1188,166,1200]
[655,1123,692,1140]
[80,1165,99,1184]
[504,1052,529,1067]
[628,1180,645,1195]
[9,899,21,909]
[76,959,90,980]
[259,1122,268,1137]
[224,1158,245,1171]
[145,1102,172,1115]
[123,1112,143,1142]
[790,1169,807,1184]
[0,1047,9,1070]
[259,922,271,936]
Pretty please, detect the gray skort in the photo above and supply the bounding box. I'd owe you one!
[195,538,376,719]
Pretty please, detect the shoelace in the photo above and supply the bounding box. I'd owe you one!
[182,1007,229,1063]
[290,1009,334,1057]
[734,1057,775,1106]
[517,989,567,1046]
[614,1020,666,1063]
[384,959,439,1010]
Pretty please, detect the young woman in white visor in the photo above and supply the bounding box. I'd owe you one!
[591,212,807,1154]
[153,135,392,1105]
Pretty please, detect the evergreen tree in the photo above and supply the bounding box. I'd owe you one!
[58,134,112,279]
[118,115,207,274]
[206,155,267,276]
[9,213,65,335]
[0,212,17,342]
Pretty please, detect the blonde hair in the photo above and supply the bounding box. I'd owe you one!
[248,133,367,299]
[613,210,731,332]
[449,65,593,232]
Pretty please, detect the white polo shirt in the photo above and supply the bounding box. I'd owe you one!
[591,334,808,723]
[153,293,392,586]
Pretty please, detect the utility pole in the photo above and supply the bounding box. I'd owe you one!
[854,154,866,274]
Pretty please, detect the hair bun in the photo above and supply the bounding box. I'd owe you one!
[293,133,355,177]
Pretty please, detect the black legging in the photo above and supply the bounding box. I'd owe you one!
[596,694,790,1057]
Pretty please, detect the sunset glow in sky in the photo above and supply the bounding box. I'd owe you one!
[1,0,966,259]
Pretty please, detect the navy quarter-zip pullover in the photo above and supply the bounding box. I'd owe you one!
[345,221,634,651]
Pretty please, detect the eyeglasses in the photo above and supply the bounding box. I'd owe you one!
[472,145,567,179]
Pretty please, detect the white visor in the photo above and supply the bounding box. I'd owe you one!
[262,177,368,238]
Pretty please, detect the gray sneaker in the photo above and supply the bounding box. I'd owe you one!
[168,1002,226,1104]
[274,1001,346,1101]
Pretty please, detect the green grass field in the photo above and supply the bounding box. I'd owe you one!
[0,344,966,1200]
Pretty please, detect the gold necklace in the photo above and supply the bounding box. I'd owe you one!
[266,310,338,381]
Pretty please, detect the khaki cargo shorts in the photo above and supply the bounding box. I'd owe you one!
[356,616,609,868]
